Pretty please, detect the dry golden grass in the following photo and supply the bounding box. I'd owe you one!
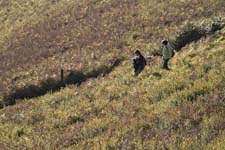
[0,0,225,149]
[0,27,224,149]
[1,0,224,105]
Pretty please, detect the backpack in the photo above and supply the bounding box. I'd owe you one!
[171,49,175,58]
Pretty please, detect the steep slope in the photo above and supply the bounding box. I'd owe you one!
[0,0,225,149]
[0,0,74,50]
[0,27,224,149]
[0,0,225,106]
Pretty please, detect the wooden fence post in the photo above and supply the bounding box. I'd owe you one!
[61,69,64,83]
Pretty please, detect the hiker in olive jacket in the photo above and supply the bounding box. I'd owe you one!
[161,40,175,70]
[132,50,147,76]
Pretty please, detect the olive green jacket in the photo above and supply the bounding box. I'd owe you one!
[162,43,173,59]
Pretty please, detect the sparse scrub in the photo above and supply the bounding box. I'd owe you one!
[0,0,225,149]
[1,0,225,105]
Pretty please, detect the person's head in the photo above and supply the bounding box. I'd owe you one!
[134,50,141,56]
[161,40,168,46]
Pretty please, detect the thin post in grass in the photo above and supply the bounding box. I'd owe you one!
[60,47,70,84]
[61,49,64,83]
[61,69,64,83]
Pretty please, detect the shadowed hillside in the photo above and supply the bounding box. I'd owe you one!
[0,0,225,149]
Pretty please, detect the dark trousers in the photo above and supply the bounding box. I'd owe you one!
[134,67,144,76]
[162,59,169,69]
[134,68,141,76]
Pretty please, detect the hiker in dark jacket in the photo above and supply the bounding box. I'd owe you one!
[132,50,147,76]
[161,40,175,70]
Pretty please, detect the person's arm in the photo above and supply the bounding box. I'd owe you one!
[132,57,138,69]
[168,43,174,57]
[162,46,166,58]
[143,57,147,66]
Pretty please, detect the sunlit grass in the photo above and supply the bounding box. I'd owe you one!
[0,28,224,149]
[0,0,225,149]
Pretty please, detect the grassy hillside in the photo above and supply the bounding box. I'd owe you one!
[0,0,225,149]
[0,0,74,50]
[0,27,224,149]
[0,0,225,106]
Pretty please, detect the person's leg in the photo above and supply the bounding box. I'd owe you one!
[134,68,142,76]
[134,70,138,76]
[162,59,169,69]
